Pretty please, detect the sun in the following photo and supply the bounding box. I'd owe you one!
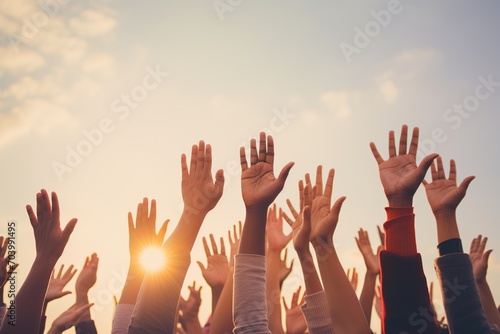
[140,246,166,272]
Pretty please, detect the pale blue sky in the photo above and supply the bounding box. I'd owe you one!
[1,1,500,332]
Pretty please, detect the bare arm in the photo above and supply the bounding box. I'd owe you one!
[0,190,77,334]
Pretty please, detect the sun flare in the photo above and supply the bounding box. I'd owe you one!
[140,247,166,272]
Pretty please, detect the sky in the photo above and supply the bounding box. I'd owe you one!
[1,0,500,332]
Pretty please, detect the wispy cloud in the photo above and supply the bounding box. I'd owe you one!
[320,90,359,119]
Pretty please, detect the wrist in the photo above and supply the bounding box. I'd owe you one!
[433,209,457,224]
[475,277,488,285]
[297,248,313,261]
[266,247,282,255]
[75,293,90,305]
[365,271,379,279]
[387,194,413,208]
[182,206,207,223]
[245,205,268,217]
[434,212,460,244]
[210,284,224,291]
[311,237,334,253]
[313,241,335,261]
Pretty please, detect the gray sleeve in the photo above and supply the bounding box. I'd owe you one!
[233,254,271,334]
[434,253,493,334]
[300,291,334,334]
[112,304,134,334]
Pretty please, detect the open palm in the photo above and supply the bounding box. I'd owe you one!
[423,158,474,215]
[370,125,438,206]
[305,166,345,246]
[240,133,293,208]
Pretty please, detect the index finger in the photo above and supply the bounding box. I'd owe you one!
[324,168,335,199]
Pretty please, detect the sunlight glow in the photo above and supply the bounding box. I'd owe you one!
[140,247,166,272]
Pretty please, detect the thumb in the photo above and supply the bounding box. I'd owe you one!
[215,169,225,192]
[59,291,72,298]
[277,162,295,187]
[458,176,475,195]
[484,249,493,263]
[196,261,206,272]
[418,153,439,176]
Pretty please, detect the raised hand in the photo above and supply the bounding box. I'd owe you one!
[470,235,500,329]
[355,229,381,276]
[283,182,324,297]
[377,225,385,247]
[181,141,224,216]
[75,253,99,295]
[422,158,474,243]
[370,125,438,207]
[240,132,294,209]
[266,204,292,252]
[128,198,169,268]
[278,249,294,287]
[197,234,228,289]
[470,235,493,284]
[346,268,358,292]
[283,181,313,255]
[423,157,475,216]
[282,287,307,334]
[47,303,94,334]
[0,236,16,289]
[46,264,77,302]
[304,166,346,248]
[228,221,242,268]
[26,189,78,265]
[179,281,202,322]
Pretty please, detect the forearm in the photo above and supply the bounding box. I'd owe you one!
[359,272,377,326]
[315,245,370,334]
[0,258,53,334]
[118,265,144,305]
[239,208,267,255]
[209,268,234,334]
[297,250,322,295]
[476,280,500,329]
[266,249,284,334]
[75,291,91,322]
[210,286,223,316]
[38,302,48,334]
[434,211,460,244]
[167,209,206,254]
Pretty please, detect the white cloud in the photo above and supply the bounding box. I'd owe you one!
[69,10,116,37]
[0,99,77,149]
[396,48,438,64]
[82,52,114,74]
[0,47,45,73]
[0,1,117,149]
[379,80,399,104]
[320,90,359,119]
[0,0,37,19]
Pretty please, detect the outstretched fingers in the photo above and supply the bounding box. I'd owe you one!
[369,142,384,165]
[398,124,408,155]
